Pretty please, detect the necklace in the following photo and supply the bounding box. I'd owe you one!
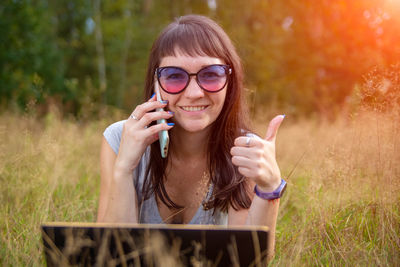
[162,171,212,223]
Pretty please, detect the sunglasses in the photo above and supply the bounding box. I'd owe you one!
[155,64,232,94]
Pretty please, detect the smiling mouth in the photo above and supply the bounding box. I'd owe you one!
[180,105,208,112]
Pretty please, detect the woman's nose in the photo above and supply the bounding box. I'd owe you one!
[183,77,205,98]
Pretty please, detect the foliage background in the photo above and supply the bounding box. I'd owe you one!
[2,0,400,118]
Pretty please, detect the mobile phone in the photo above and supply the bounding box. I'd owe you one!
[154,78,170,158]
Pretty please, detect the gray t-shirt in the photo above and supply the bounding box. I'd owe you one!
[103,120,228,225]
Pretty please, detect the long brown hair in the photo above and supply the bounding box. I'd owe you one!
[142,15,251,213]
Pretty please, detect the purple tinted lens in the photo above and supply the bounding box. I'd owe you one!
[159,67,188,93]
[198,65,227,92]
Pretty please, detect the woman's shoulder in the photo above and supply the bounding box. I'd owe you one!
[103,120,127,155]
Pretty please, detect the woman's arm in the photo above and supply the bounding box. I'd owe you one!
[97,138,138,222]
[246,198,280,255]
[97,138,116,222]
[229,115,285,260]
[228,178,280,260]
[97,95,174,223]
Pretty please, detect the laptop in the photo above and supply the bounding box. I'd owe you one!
[41,222,269,266]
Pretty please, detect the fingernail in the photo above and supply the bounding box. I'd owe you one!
[160,100,168,104]
[168,111,174,115]
[150,93,155,99]
[167,122,175,126]
[282,114,286,118]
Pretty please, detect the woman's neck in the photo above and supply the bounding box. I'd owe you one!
[169,125,210,160]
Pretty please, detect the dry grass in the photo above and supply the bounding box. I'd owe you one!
[1,109,399,266]
[254,110,400,266]
[0,110,109,265]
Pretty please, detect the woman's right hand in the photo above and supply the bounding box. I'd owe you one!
[114,94,174,175]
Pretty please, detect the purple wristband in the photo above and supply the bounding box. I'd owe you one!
[254,179,287,200]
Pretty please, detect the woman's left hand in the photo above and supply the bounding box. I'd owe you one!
[230,115,285,192]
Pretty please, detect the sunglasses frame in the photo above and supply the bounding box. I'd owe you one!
[155,64,232,94]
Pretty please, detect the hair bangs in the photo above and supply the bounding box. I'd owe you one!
[157,22,228,62]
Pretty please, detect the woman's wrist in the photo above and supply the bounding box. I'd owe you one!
[256,179,282,193]
[114,159,136,177]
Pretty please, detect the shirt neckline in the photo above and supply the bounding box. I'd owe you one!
[151,183,214,224]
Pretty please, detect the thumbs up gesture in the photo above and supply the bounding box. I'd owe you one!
[230,115,285,192]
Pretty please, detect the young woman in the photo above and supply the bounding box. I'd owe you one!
[97,14,286,256]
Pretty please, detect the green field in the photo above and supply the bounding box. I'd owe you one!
[1,110,399,266]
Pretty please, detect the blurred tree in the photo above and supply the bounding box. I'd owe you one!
[216,0,400,118]
[47,0,97,115]
[0,0,65,111]
[1,0,399,118]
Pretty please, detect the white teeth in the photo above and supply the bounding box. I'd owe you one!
[181,106,207,112]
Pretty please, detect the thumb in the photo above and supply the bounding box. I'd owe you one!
[265,114,285,142]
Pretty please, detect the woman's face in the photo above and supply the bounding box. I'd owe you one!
[158,51,227,133]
